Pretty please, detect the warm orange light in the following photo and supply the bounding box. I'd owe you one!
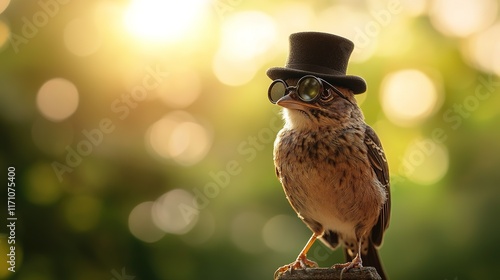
[123,0,209,43]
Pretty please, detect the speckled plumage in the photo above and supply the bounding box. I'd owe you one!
[273,82,390,279]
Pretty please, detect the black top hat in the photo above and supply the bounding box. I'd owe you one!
[267,32,366,94]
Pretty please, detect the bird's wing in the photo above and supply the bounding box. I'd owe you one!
[364,125,391,247]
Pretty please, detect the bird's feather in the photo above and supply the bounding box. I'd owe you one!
[364,125,391,247]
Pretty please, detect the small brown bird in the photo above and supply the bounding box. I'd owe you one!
[267,32,390,279]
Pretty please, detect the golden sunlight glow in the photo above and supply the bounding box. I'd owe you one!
[213,11,277,86]
[123,0,209,43]
[381,69,439,127]
[219,11,277,61]
[37,78,79,122]
[64,18,101,57]
[213,52,260,86]
[398,0,427,16]
[429,0,497,37]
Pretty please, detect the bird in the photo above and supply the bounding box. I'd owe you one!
[267,32,390,279]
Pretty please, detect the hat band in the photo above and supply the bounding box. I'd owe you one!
[285,63,346,76]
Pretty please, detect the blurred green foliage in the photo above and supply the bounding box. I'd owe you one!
[1,0,500,279]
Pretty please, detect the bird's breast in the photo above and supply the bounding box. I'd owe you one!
[274,127,383,236]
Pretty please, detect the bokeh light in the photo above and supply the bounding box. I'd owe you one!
[0,0,9,14]
[152,189,198,235]
[463,22,500,75]
[218,11,276,62]
[315,5,378,62]
[123,0,209,43]
[146,111,212,166]
[273,2,313,37]
[213,51,260,87]
[128,201,166,243]
[429,0,498,37]
[64,17,102,56]
[398,0,427,17]
[36,78,79,122]
[402,138,449,185]
[3,1,500,279]
[213,11,277,86]
[0,20,9,50]
[380,69,440,127]
[262,214,308,253]
[93,1,125,38]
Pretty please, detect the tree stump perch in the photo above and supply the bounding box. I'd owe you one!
[275,267,381,280]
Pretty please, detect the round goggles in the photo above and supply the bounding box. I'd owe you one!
[268,75,351,105]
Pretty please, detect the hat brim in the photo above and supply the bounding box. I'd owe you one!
[266,67,366,94]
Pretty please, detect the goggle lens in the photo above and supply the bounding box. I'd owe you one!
[268,75,350,105]
[268,80,287,103]
[297,77,321,101]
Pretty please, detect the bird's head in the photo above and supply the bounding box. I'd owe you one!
[268,75,362,130]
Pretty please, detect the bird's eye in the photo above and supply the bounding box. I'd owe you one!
[297,78,321,101]
[321,88,333,101]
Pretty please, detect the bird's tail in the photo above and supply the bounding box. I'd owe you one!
[343,240,387,280]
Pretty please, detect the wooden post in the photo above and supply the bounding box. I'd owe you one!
[275,267,382,280]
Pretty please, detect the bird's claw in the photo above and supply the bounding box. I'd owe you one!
[333,254,362,278]
[274,256,318,279]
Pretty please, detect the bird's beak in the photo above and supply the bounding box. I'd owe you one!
[276,94,320,110]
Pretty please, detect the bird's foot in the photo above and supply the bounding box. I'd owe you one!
[274,255,318,279]
[333,254,362,279]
